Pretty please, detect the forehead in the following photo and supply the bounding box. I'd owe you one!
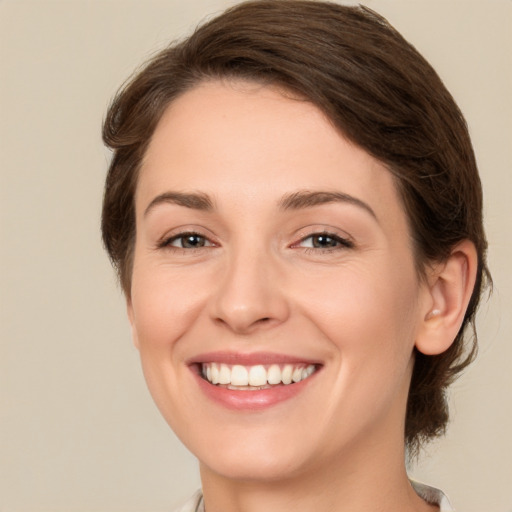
[138,80,404,224]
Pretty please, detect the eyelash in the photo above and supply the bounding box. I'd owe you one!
[294,232,354,253]
[158,231,215,251]
[158,230,354,253]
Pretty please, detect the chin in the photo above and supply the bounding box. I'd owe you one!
[200,449,308,483]
[180,424,317,483]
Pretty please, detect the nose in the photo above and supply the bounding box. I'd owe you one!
[210,247,290,335]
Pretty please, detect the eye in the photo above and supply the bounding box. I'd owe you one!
[297,232,353,250]
[161,232,214,249]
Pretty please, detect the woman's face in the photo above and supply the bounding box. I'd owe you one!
[129,81,431,481]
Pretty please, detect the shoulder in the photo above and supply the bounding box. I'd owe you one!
[410,480,454,512]
[171,490,204,512]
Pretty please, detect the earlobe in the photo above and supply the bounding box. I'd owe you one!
[415,240,478,356]
[126,298,140,350]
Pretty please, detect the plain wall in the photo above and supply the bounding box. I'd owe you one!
[1,1,510,511]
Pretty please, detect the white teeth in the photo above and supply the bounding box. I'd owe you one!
[267,364,282,385]
[231,365,249,386]
[218,364,231,385]
[249,365,267,386]
[201,362,317,388]
[292,367,303,383]
[281,365,293,385]
[211,363,219,385]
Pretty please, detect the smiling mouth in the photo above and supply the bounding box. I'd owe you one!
[201,363,318,390]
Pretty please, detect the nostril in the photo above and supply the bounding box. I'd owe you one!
[213,308,284,333]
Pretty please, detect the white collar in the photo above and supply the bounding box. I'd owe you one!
[410,480,454,511]
[176,481,454,512]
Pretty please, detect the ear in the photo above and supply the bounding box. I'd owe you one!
[415,240,478,356]
[126,297,140,350]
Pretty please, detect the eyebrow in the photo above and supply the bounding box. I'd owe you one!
[279,190,377,220]
[143,189,377,220]
[144,191,213,217]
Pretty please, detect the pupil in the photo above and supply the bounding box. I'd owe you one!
[313,235,336,248]
[183,235,204,248]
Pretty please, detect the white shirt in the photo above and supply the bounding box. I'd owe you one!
[172,482,454,512]
[411,480,454,511]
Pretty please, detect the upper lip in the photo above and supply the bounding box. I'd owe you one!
[186,351,322,366]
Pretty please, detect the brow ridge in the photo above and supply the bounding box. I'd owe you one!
[144,191,213,216]
[144,189,376,220]
[279,190,376,219]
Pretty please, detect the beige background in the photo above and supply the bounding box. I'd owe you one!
[1,1,510,511]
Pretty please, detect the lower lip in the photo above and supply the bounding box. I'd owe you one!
[192,370,317,411]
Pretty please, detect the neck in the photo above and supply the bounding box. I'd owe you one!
[199,434,437,512]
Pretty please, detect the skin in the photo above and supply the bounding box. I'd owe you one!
[127,80,476,512]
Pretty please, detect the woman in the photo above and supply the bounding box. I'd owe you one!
[101,1,490,511]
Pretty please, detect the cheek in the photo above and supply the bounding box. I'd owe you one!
[297,257,420,367]
[129,263,209,353]
[128,264,211,431]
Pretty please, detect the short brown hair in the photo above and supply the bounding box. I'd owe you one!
[102,0,490,454]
